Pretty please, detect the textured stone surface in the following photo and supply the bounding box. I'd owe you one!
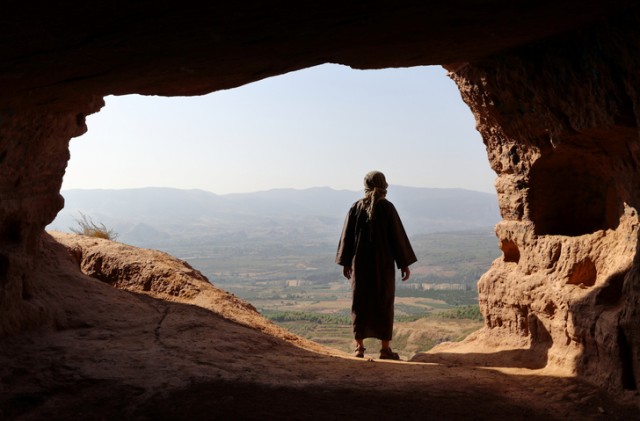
[1,0,639,403]
[1,232,637,419]
[433,12,640,392]
[0,99,103,335]
[53,231,285,334]
[1,1,633,104]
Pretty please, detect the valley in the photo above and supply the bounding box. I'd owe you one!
[50,186,502,358]
[187,228,499,359]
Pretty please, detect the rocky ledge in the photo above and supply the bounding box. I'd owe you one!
[0,232,637,419]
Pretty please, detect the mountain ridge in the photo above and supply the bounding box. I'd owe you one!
[49,186,500,250]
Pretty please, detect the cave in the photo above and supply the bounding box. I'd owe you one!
[529,148,622,236]
[1,0,640,416]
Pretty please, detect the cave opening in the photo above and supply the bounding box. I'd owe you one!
[50,64,500,358]
[61,65,495,195]
[2,3,640,413]
[528,148,623,236]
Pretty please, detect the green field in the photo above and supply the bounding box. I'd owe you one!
[262,306,484,360]
[185,228,499,358]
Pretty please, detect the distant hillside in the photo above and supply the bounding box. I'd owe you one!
[48,186,500,250]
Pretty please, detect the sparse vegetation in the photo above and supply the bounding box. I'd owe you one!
[260,305,484,356]
[262,310,351,325]
[70,213,119,240]
[395,289,479,306]
[182,228,494,356]
[433,304,483,321]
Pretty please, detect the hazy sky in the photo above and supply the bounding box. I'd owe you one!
[63,64,496,194]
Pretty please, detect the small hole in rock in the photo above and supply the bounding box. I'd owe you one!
[543,301,556,317]
[501,239,520,263]
[567,258,597,287]
[509,145,520,166]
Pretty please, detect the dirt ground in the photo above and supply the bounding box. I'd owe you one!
[1,234,638,420]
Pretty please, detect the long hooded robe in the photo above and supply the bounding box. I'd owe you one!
[336,198,417,341]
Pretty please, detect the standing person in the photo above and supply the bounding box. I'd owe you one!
[336,171,417,360]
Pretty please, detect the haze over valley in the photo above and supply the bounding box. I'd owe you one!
[49,186,502,356]
[50,186,500,249]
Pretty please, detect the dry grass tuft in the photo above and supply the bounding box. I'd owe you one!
[70,212,119,241]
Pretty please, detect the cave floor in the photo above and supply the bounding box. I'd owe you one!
[1,235,638,420]
[2,294,637,420]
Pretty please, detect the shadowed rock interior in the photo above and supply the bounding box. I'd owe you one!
[1,1,639,412]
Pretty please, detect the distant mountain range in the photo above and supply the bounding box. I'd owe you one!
[48,186,501,251]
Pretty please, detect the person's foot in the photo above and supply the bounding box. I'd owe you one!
[379,347,400,360]
[354,345,366,358]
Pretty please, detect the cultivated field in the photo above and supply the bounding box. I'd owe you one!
[185,228,499,358]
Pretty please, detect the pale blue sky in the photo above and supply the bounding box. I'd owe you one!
[63,64,496,194]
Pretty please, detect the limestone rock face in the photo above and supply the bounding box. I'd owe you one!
[444,13,640,391]
[1,0,639,397]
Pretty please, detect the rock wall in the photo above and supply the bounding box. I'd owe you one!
[0,99,104,334]
[448,12,640,390]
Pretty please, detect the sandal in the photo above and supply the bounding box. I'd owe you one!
[354,345,366,358]
[379,347,400,360]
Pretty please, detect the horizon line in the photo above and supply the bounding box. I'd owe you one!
[60,184,497,195]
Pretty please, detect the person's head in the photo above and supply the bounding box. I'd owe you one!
[363,171,387,219]
[364,170,388,193]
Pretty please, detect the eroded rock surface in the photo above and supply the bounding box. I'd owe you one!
[52,231,314,342]
[427,13,640,392]
[1,232,637,419]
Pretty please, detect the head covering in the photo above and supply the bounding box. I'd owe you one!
[363,171,388,220]
[364,170,388,192]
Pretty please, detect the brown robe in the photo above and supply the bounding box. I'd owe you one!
[336,198,417,341]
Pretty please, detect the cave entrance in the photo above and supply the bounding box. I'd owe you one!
[529,147,623,236]
[53,64,499,358]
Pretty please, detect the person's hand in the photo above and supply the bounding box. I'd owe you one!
[401,266,411,281]
[343,266,353,280]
